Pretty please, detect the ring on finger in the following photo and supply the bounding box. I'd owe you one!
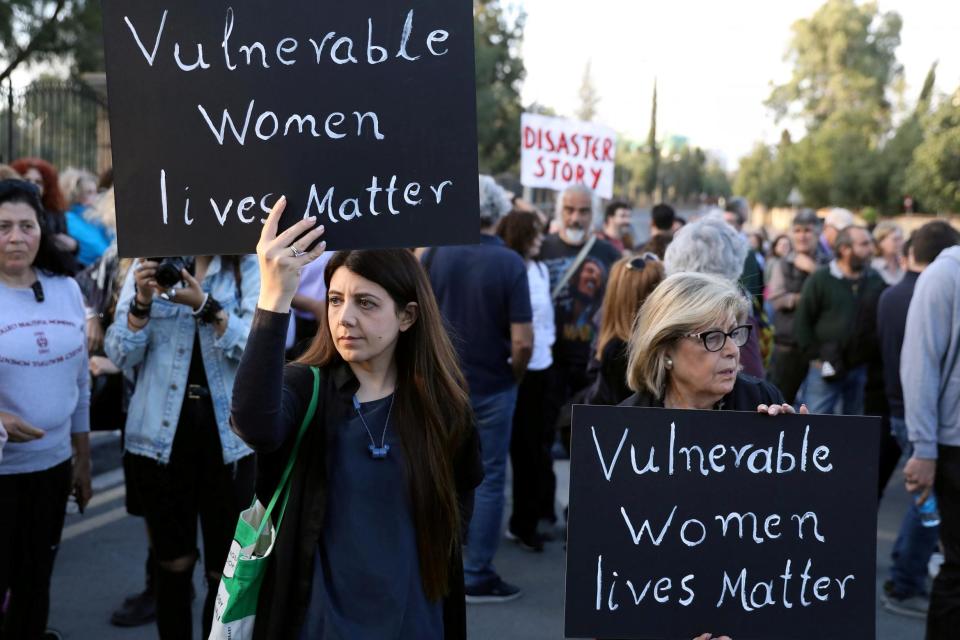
[290,245,306,258]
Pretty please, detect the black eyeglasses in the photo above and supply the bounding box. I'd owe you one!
[626,252,659,272]
[685,324,752,352]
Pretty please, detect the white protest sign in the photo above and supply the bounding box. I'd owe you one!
[520,113,617,199]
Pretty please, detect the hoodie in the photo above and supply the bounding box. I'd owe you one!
[901,246,960,458]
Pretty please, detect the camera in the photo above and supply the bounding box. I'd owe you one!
[148,257,194,289]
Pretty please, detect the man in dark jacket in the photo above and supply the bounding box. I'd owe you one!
[425,176,533,603]
[794,226,886,415]
[767,209,830,403]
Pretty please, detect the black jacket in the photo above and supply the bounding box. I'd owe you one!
[231,310,483,640]
[584,337,632,406]
[619,373,785,410]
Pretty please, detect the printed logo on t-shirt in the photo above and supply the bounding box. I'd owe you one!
[35,331,50,354]
[0,318,83,368]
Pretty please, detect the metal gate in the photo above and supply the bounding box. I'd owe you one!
[1,78,109,174]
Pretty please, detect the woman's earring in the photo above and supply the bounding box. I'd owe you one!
[665,357,673,370]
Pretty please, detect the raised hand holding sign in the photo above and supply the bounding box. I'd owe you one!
[256,196,327,314]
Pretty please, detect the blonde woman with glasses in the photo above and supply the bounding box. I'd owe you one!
[622,271,808,416]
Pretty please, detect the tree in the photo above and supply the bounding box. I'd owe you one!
[64,0,103,73]
[702,159,732,200]
[613,139,652,202]
[767,0,903,135]
[644,79,659,197]
[661,146,706,201]
[735,143,790,207]
[733,130,798,207]
[576,60,599,122]
[905,87,960,214]
[877,61,936,213]
[0,0,104,82]
[474,0,526,174]
[747,0,905,208]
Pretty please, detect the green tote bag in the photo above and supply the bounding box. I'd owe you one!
[209,366,320,640]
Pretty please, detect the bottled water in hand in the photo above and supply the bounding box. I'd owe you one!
[917,493,941,528]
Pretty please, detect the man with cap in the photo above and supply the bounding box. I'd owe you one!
[819,207,855,261]
[767,209,830,403]
[423,175,534,602]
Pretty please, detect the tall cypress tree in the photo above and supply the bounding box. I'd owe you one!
[644,79,659,197]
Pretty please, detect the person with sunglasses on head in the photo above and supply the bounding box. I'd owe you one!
[621,271,807,417]
[585,253,665,407]
[0,179,92,639]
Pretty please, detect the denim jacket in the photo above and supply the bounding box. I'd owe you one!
[105,256,260,464]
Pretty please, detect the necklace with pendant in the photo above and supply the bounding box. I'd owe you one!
[352,393,395,459]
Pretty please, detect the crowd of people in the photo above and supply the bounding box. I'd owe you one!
[0,155,958,640]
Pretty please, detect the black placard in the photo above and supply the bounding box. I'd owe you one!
[565,406,879,640]
[101,0,479,257]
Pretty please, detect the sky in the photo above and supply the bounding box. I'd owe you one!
[518,0,960,168]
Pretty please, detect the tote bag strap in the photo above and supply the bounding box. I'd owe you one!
[551,234,597,301]
[257,366,321,538]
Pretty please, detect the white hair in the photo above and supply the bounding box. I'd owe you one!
[86,187,116,233]
[478,175,511,227]
[664,211,748,282]
[58,167,97,206]
[553,183,597,219]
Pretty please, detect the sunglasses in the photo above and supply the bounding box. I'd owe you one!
[626,252,660,272]
[685,324,752,352]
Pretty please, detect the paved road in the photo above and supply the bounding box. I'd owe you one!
[48,432,926,639]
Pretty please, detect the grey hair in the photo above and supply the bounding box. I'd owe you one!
[664,211,748,282]
[86,187,116,233]
[58,167,97,206]
[553,183,597,218]
[478,175,512,228]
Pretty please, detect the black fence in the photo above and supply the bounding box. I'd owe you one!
[0,78,107,173]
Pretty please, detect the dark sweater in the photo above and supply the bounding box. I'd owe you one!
[877,271,921,419]
[619,373,785,410]
[793,264,886,365]
[230,309,482,640]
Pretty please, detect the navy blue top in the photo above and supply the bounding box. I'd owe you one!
[423,236,532,395]
[877,270,920,419]
[298,394,442,640]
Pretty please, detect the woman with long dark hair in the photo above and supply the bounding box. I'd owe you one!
[231,198,482,639]
[0,179,92,638]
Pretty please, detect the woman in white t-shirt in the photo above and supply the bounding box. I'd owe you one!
[0,179,92,637]
[497,210,556,551]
